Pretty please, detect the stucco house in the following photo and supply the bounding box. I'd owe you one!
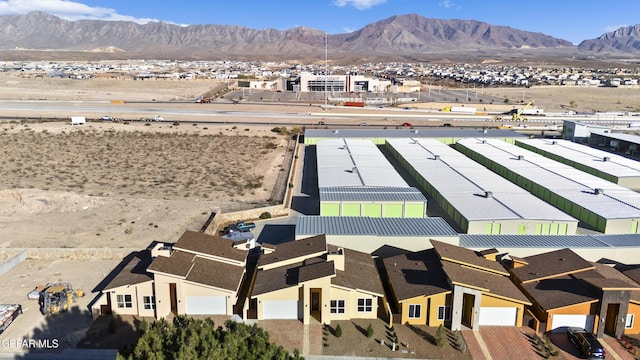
[91,230,252,320]
[508,248,640,338]
[380,240,531,331]
[249,234,386,325]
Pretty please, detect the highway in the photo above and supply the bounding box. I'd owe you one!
[1,99,638,130]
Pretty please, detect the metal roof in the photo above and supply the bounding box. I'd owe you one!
[295,216,458,237]
[591,130,640,145]
[460,234,640,248]
[305,128,526,140]
[385,138,577,222]
[316,138,408,188]
[319,186,427,202]
[516,138,640,180]
[456,138,640,219]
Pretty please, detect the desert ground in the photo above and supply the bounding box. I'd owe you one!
[1,72,639,355]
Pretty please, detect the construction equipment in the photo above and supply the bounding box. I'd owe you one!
[512,100,535,121]
[38,283,84,316]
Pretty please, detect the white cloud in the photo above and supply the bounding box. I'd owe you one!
[439,0,455,9]
[333,0,387,10]
[0,0,158,24]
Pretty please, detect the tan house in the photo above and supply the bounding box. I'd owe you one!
[249,234,385,325]
[509,248,640,338]
[92,230,252,320]
[148,231,249,318]
[380,240,531,331]
[90,250,155,319]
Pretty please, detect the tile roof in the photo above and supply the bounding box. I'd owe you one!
[329,245,384,296]
[147,250,195,278]
[382,249,451,301]
[102,251,153,291]
[431,240,508,275]
[441,261,530,304]
[173,230,247,263]
[258,235,327,267]
[510,248,595,283]
[185,256,245,292]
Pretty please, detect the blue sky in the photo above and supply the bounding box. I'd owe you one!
[0,0,638,45]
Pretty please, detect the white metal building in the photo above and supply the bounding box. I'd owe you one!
[516,138,640,190]
[456,138,640,234]
[385,138,579,235]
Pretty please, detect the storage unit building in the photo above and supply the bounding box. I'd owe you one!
[385,138,578,235]
[516,138,640,190]
[456,138,640,234]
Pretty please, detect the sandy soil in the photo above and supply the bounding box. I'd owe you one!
[0,121,289,249]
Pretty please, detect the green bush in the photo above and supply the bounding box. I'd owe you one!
[335,324,342,338]
[435,324,446,347]
[366,323,374,338]
[259,212,272,219]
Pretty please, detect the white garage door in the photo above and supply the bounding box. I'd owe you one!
[185,296,227,315]
[262,301,298,320]
[551,314,594,330]
[478,307,517,326]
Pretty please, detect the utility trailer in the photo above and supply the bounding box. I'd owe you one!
[0,304,22,334]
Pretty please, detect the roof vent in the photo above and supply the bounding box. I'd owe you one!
[433,155,440,160]
[351,167,357,173]
[481,140,486,144]
[517,155,525,160]
[594,188,604,195]
[551,140,557,145]
[485,191,493,198]
[603,156,610,162]
[413,129,419,134]
[332,129,339,134]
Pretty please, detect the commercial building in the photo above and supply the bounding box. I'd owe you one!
[316,138,427,218]
[516,138,640,190]
[385,138,578,235]
[456,138,640,234]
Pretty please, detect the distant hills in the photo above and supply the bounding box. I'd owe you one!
[0,12,639,62]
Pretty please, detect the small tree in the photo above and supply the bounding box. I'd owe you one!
[366,323,374,338]
[435,324,447,347]
[335,323,343,338]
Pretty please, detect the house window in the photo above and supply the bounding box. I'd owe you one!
[116,294,133,308]
[357,298,373,312]
[627,314,635,329]
[330,300,345,314]
[143,296,155,310]
[408,304,421,319]
[438,306,451,321]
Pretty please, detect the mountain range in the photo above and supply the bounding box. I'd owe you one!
[1,12,639,62]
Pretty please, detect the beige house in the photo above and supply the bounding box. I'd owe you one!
[91,230,252,320]
[90,250,155,319]
[249,234,386,325]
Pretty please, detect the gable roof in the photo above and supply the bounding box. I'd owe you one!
[259,235,327,268]
[102,250,153,291]
[382,249,451,301]
[519,272,600,311]
[148,250,195,278]
[252,257,335,296]
[185,256,245,292]
[510,248,595,284]
[330,246,384,296]
[173,230,247,263]
[431,240,508,276]
[441,261,531,304]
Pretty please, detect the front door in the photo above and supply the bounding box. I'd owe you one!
[310,289,321,322]
[462,293,475,329]
[169,283,178,315]
[605,303,620,336]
